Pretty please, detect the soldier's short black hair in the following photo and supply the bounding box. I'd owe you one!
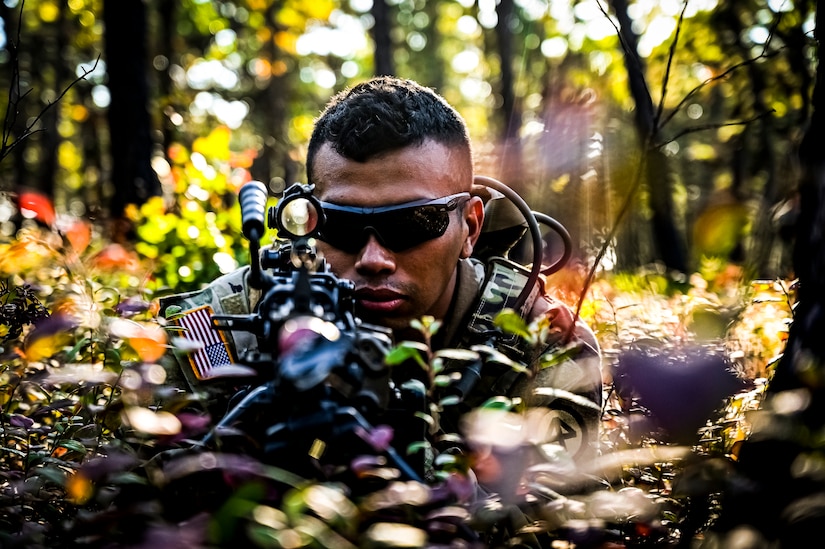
[306,76,472,182]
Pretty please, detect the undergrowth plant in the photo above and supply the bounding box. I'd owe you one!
[0,189,795,547]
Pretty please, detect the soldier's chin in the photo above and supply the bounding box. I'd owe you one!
[356,308,414,332]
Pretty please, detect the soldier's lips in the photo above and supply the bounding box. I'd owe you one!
[355,288,406,314]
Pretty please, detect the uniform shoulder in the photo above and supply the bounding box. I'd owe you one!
[158,266,251,315]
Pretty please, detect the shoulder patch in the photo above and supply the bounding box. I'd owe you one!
[173,305,236,380]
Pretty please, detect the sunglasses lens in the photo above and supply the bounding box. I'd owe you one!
[386,206,450,250]
[319,205,452,253]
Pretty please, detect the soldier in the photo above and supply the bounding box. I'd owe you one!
[160,76,603,466]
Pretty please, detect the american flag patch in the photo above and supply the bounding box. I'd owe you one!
[176,305,235,379]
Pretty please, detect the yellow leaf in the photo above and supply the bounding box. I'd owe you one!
[38,1,59,22]
[168,143,190,165]
[23,316,76,362]
[193,126,231,161]
[139,195,167,218]
[295,0,334,21]
[276,6,304,28]
[274,30,299,56]
[0,233,56,275]
[693,200,748,257]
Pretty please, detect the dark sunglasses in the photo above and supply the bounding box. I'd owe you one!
[316,192,471,253]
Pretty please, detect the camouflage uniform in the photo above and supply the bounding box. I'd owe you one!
[430,257,602,461]
[159,256,602,460]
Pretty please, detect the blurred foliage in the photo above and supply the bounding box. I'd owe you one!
[0,0,817,278]
[0,0,814,546]
[127,126,252,292]
[0,196,796,545]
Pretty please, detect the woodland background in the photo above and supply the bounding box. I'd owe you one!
[0,0,817,283]
[0,0,823,547]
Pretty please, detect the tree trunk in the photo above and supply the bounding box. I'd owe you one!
[495,0,519,143]
[37,1,72,203]
[611,0,687,273]
[371,0,394,76]
[420,1,446,92]
[717,5,825,546]
[494,0,524,185]
[249,3,296,189]
[768,4,825,413]
[103,0,161,218]
[157,0,177,163]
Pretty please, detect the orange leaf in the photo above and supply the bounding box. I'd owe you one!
[0,236,56,275]
[91,244,139,271]
[18,191,56,226]
[110,319,168,362]
[64,219,92,254]
[66,472,94,505]
[167,142,190,165]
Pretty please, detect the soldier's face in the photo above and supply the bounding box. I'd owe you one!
[312,140,483,332]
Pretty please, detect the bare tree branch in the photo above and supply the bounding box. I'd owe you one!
[657,7,785,133]
[0,0,99,164]
[656,110,776,147]
[1,0,26,153]
[654,1,689,130]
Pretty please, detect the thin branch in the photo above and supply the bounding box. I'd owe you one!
[1,0,26,151]
[658,49,779,131]
[658,6,785,133]
[654,1,689,131]
[0,48,99,163]
[569,149,650,340]
[656,110,775,147]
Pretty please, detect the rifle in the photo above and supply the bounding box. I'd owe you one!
[192,178,574,485]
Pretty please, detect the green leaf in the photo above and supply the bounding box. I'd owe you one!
[413,411,435,426]
[409,315,441,336]
[164,305,183,320]
[493,309,534,343]
[438,395,461,407]
[469,345,530,374]
[108,471,148,485]
[64,337,90,363]
[532,386,602,412]
[479,396,515,410]
[57,439,88,455]
[384,341,429,368]
[433,374,453,387]
[35,465,69,486]
[406,440,431,455]
[436,433,463,445]
[434,453,458,466]
[539,342,583,370]
[433,348,479,362]
[0,446,27,458]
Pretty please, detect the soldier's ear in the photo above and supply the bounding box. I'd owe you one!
[460,196,484,259]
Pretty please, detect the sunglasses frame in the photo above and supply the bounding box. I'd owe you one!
[318,192,470,215]
[316,192,471,252]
